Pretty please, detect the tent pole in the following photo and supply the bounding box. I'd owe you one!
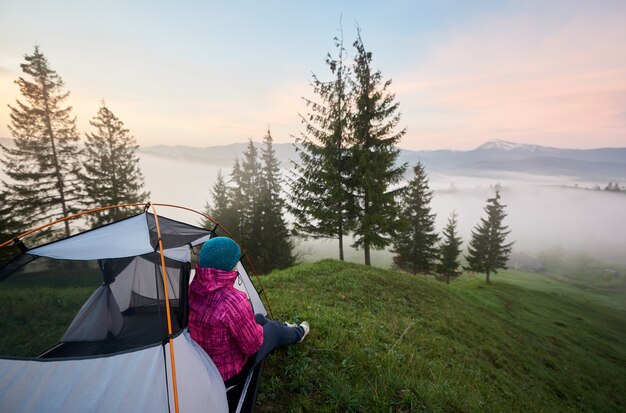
[0,202,149,249]
[151,205,181,413]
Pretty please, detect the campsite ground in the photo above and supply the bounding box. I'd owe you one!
[1,259,624,412]
[256,260,626,412]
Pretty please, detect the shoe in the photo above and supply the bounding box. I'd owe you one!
[298,321,310,343]
[284,321,297,328]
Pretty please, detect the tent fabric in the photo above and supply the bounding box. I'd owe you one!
[234,262,267,316]
[166,332,229,413]
[0,333,228,413]
[26,213,213,261]
[61,285,123,342]
[28,214,153,260]
[109,255,181,313]
[146,214,213,250]
[0,210,264,412]
[0,342,170,412]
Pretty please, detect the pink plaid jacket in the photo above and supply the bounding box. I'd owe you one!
[188,265,263,381]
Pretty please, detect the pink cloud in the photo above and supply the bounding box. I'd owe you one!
[394,3,626,150]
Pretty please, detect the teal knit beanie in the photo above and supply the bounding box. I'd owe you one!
[198,237,241,271]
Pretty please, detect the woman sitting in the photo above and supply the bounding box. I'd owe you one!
[188,237,309,382]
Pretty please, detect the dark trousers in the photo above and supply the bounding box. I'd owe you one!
[253,314,303,365]
[224,314,303,388]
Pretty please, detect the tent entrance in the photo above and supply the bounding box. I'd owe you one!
[0,252,190,359]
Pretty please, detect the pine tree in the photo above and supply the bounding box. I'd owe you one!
[0,47,82,239]
[437,211,463,284]
[290,31,352,260]
[465,190,514,283]
[238,140,263,263]
[80,103,149,226]
[208,135,295,274]
[228,158,245,239]
[392,162,438,274]
[256,129,295,273]
[348,30,407,266]
[201,170,239,236]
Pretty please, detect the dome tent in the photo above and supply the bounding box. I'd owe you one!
[0,204,268,413]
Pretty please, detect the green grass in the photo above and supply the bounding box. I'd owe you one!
[1,259,624,411]
[256,260,626,412]
[0,267,101,357]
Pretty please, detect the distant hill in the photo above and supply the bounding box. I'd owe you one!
[3,137,625,180]
[138,141,299,169]
[139,138,626,180]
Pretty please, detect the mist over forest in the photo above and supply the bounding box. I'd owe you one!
[132,142,626,268]
[1,135,622,267]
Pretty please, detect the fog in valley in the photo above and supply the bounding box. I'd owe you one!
[0,146,622,268]
[138,152,626,268]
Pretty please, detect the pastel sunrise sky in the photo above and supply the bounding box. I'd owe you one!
[0,0,625,150]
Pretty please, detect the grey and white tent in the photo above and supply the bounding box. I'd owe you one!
[0,209,267,412]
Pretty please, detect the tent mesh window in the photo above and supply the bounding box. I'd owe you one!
[0,251,189,359]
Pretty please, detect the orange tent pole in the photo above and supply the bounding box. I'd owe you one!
[151,205,180,413]
[0,203,149,250]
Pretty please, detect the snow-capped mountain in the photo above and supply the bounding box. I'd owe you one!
[475,139,560,153]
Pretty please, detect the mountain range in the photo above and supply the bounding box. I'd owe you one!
[138,138,626,181]
[2,137,625,181]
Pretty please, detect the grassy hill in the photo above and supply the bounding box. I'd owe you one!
[256,260,626,412]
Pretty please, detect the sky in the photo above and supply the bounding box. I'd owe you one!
[0,0,625,150]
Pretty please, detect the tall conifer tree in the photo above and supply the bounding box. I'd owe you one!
[0,47,82,239]
[465,190,514,283]
[290,31,352,260]
[208,135,295,274]
[228,158,245,239]
[392,162,438,274]
[348,31,407,266]
[202,170,239,236]
[80,103,149,226]
[437,211,463,284]
[256,129,295,273]
[238,140,263,262]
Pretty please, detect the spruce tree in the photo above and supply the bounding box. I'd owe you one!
[438,211,463,284]
[256,129,295,273]
[80,103,149,226]
[465,190,514,283]
[201,170,239,236]
[348,31,407,266]
[228,158,245,239]
[290,32,352,260]
[237,140,263,263]
[392,162,438,274]
[0,47,82,239]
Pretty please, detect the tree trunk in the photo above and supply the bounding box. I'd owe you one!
[41,81,70,237]
[364,241,371,266]
[338,221,344,261]
[486,271,491,284]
